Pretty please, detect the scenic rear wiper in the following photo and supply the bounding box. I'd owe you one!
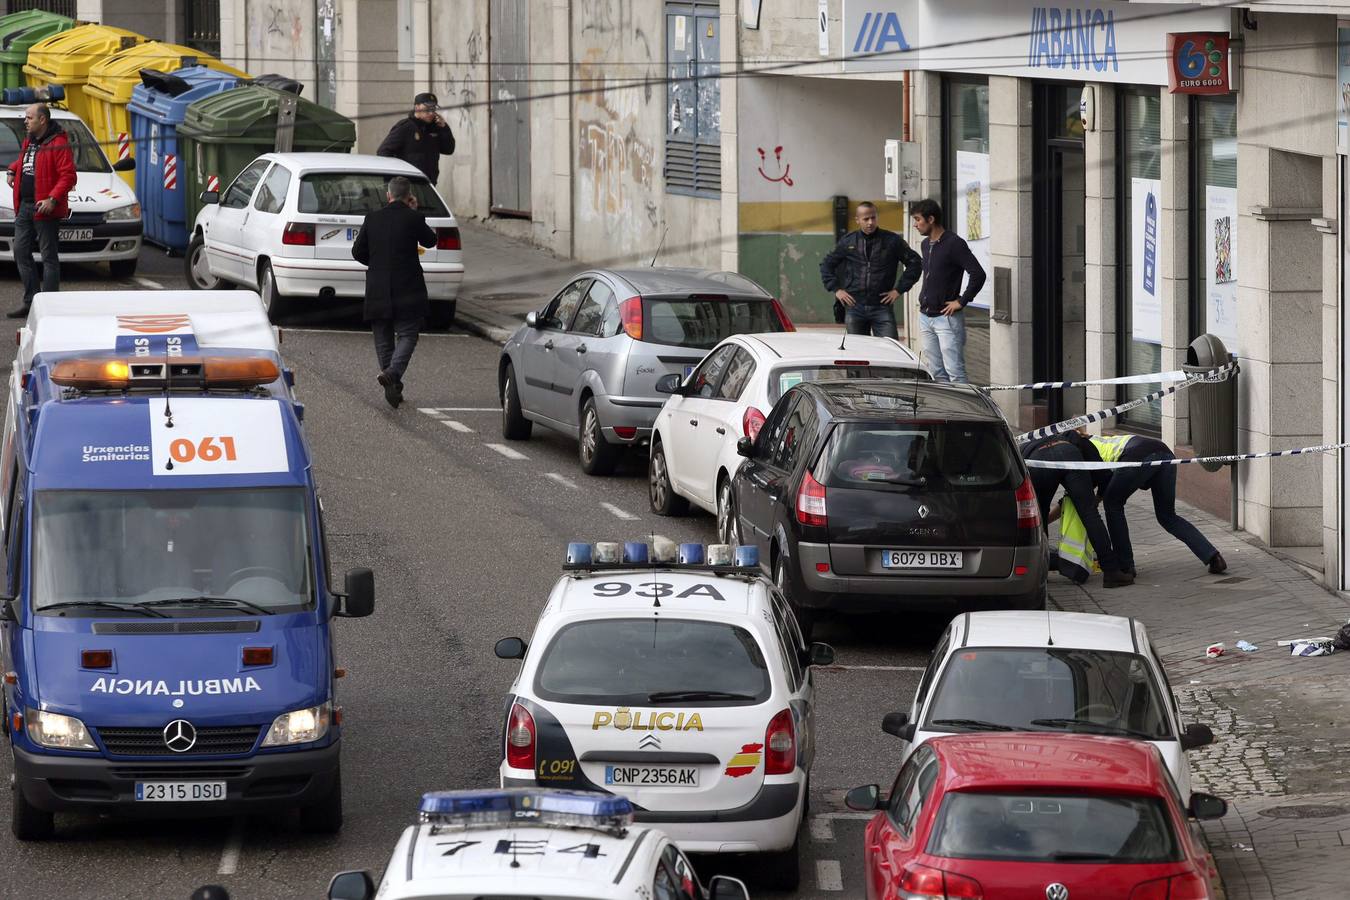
[930,718,1014,731]
[37,600,169,618]
[140,596,275,616]
[647,690,757,703]
[1030,718,1157,740]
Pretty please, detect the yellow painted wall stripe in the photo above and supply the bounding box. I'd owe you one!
[739,200,908,235]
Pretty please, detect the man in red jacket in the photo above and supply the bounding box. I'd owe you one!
[6,104,76,318]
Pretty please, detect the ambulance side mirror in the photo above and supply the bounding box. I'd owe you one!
[0,597,14,622]
[335,568,374,618]
[494,637,527,659]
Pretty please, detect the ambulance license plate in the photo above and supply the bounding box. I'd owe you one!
[135,781,226,802]
[881,550,963,569]
[605,765,698,787]
[58,228,93,242]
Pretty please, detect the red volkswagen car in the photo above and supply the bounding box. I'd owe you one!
[847,733,1226,900]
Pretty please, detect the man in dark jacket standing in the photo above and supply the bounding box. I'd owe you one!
[376,92,455,183]
[5,104,76,318]
[352,176,437,408]
[819,200,921,338]
[912,198,985,383]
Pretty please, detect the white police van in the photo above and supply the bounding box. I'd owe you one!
[493,541,833,891]
[327,789,752,900]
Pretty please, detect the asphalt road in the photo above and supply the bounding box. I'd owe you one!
[0,252,944,899]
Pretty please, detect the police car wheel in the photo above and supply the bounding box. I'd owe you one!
[186,234,228,291]
[774,555,815,642]
[648,440,687,516]
[578,398,619,476]
[299,768,343,834]
[501,365,532,440]
[755,835,801,891]
[10,767,55,841]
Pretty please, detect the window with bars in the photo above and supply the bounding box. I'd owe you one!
[183,0,221,58]
[664,2,720,197]
[6,0,77,16]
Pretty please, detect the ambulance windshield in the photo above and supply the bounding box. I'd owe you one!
[32,488,313,613]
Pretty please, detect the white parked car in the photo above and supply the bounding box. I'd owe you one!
[186,152,464,325]
[882,610,1215,802]
[648,332,928,541]
[0,105,141,277]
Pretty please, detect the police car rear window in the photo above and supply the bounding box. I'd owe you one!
[534,618,771,706]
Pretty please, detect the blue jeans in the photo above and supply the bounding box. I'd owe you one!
[844,303,899,338]
[14,200,59,304]
[919,310,967,383]
[372,315,422,382]
[1102,453,1218,571]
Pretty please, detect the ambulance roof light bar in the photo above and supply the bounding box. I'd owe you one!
[418,789,633,836]
[50,356,281,391]
[562,541,760,574]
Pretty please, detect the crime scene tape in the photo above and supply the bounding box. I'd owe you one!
[984,364,1232,391]
[1015,362,1237,444]
[1025,442,1350,470]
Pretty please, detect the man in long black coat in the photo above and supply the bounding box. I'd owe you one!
[352,176,437,408]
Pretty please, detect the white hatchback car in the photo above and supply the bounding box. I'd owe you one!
[186,152,464,325]
[883,610,1215,802]
[493,540,833,891]
[649,332,928,541]
[0,105,141,277]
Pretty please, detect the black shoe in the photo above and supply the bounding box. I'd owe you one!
[1103,570,1135,588]
[1122,566,1137,577]
[6,305,30,319]
[1208,552,1228,575]
[377,371,401,408]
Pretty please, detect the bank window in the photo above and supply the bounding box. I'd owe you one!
[665,1,721,197]
[1189,95,1238,350]
[1116,88,1162,432]
[942,77,990,386]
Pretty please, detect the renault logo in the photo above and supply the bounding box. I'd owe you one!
[917,504,930,519]
[1046,885,1069,900]
[163,719,197,753]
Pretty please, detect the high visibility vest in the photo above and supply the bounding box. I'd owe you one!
[1090,434,1134,463]
[1056,496,1096,583]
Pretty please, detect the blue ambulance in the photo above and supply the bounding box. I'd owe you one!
[1,291,374,840]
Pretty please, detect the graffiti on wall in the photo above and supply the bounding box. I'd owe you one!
[247,0,311,81]
[756,146,794,186]
[578,118,655,215]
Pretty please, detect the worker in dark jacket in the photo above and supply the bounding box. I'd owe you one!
[352,176,437,408]
[376,92,455,183]
[819,200,921,338]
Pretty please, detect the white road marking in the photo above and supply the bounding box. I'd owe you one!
[218,818,244,874]
[810,815,836,842]
[545,472,579,489]
[600,502,639,521]
[819,664,926,672]
[486,443,528,460]
[417,408,445,418]
[442,420,474,433]
[134,277,165,289]
[425,407,500,412]
[816,859,844,892]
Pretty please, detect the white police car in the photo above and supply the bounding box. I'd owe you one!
[327,789,752,900]
[493,541,833,891]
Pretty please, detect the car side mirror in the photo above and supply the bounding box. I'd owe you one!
[881,711,915,741]
[1188,792,1228,821]
[655,373,684,394]
[708,875,751,900]
[112,156,135,172]
[845,784,882,812]
[1180,722,1215,751]
[327,870,376,900]
[336,568,374,618]
[494,636,527,659]
[802,641,834,667]
[199,190,219,205]
[736,436,755,458]
[524,310,540,328]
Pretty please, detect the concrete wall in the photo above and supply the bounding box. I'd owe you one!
[224,0,319,95]
[337,0,411,154]
[429,0,491,223]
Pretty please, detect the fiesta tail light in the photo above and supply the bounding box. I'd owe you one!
[771,298,796,331]
[435,226,461,250]
[281,222,315,246]
[898,862,983,899]
[742,406,766,442]
[796,470,828,527]
[1129,873,1210,900]
[764,708,795,775]
[619,296,643,340]
[1015,476,1040,529]
[506,702,536,770]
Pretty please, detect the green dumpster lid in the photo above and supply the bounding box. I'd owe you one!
[0,10,74,60]
[178,84,355,147]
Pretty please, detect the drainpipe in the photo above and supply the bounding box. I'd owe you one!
[902,70,911,142]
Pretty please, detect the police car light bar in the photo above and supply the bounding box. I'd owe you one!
[562,541,759,573]
[50,357,280,390]
[2,85,65,105]
[419,789,634,835]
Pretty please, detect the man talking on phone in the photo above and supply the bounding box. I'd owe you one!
[377,92,456,183]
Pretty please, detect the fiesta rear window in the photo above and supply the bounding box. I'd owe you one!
[643,298,783,350]
[534,618,771,706]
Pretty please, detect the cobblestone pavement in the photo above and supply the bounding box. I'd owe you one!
[1051,497,1350,899]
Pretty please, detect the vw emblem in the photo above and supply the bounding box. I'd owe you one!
[1045,885,1069,900]
[162,719,197,753]
[917,504,930,519]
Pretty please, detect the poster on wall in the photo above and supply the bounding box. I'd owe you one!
[1205,185,1239,355]
[954,150,991,309]
[1130,177,1163,344]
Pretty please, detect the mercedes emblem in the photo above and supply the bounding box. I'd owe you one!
[1045,884,1069,900]
[917,504,930,519]
[162,719,197,753]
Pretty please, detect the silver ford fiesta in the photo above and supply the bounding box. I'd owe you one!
[499,267,793,475]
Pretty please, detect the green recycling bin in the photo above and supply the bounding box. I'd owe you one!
[0,9,75,91]
[178,84,355,234]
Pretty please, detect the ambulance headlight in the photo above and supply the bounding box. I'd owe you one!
[26,709,96,750]
[105,203,141,222]
[261,701,331,746]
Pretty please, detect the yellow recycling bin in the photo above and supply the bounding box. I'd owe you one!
[85,42,249,189]
[23,23,145,126]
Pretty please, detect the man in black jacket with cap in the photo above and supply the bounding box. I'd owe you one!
[377,92,456,183]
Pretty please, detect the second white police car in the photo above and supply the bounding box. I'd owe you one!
[494,541,833,890]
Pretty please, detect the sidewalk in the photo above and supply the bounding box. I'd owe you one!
[1051,501,1350,899]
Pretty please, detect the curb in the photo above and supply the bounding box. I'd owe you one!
[454,306,514,345]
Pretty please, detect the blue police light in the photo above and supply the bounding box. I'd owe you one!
[734,544,759,568]
[2,85,64,105]
[419,789,634,832]
[678,543,704,565]
[565,542,592,566]
[623,541,648,564]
